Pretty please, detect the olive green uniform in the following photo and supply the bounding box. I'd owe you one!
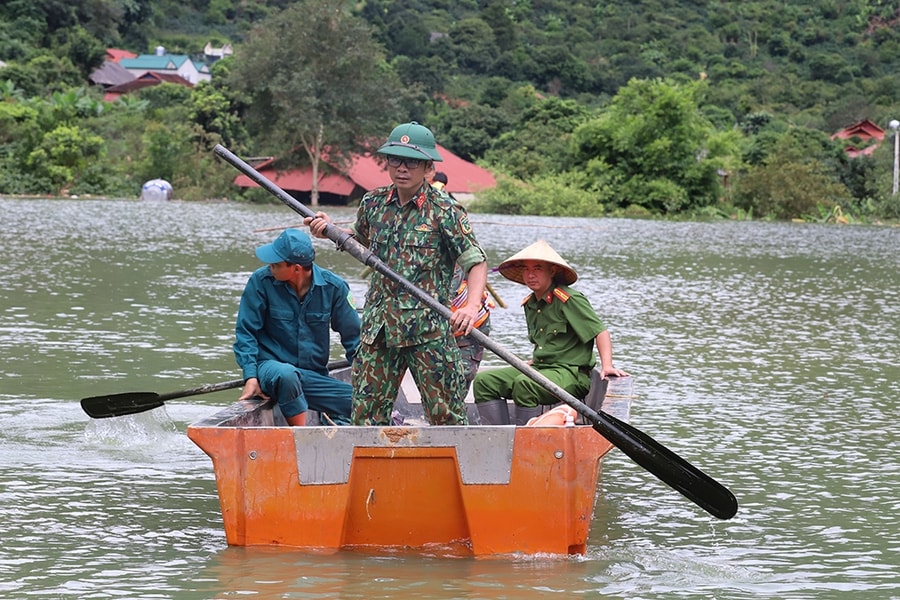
[473,285,605,408]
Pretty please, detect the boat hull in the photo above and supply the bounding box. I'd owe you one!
[187,375,633,556]
[189,420,612,555]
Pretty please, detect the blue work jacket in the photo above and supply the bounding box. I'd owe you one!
[234,264,360,381]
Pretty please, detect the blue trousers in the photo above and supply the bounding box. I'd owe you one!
[257,360,352,425]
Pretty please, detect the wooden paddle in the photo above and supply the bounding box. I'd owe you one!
[81,359,351,419]
[213,144,739,520]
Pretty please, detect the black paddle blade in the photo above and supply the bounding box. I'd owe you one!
[592,412,739,520]
[80,392,164,419]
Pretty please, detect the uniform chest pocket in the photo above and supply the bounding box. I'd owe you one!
[534,314,569,338]
[546,318,570,336]
[397,229,440,266]
[305,311,330,324]
[270,308,295,321]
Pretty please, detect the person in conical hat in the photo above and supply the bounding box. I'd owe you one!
[496,239,578,286]
[473,240,629,426]
[304,122,487,426]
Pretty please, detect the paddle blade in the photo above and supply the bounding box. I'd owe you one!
[591,412,739,519]
[80,392,164,419]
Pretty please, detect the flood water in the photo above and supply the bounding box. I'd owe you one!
[1,196,898,599]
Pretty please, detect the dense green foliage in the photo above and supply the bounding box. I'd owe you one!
[1,0,900,221]
[227,0,404,206]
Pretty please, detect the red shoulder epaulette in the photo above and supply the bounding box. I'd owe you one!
[552,287,570,302]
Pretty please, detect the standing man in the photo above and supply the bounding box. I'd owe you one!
[473,240,629,425]
[430,171,452,197]
[450,264,493,392]
[234,228,360,426]
[305,121,488,426]
[426,165,493,393]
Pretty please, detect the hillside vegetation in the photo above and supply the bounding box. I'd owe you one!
[1,0,900,221]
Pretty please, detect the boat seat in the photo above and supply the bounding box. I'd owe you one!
[583,367,609,411]
[306,365,612,426]
[540,367,608,424]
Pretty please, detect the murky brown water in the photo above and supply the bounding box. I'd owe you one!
[1,197,898,598]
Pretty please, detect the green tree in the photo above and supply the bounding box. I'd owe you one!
[228,0,403,206]
[385,9,431,58]
[45,87,105,125]
[480,0,517,53]
[25,124,105,194]
[188,67,248,151]
[56,25,106,79]
[393,55,448,96]
[473,172,604,217]
[138,82,193,114]
[530,46,595,95]
[733,127,853,219]
[570,78,734,214]
[449,18,498,74]
[734,160,850,219]
[22,54,84,96]
[139,120,192,184]
[431,103,510,162]
[485,95,591,179]
[0,100,42,192]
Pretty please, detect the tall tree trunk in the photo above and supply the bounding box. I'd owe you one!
[310,160,320,208]
[309,124,324,208]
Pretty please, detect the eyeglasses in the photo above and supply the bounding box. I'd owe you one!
[386,156,422,170]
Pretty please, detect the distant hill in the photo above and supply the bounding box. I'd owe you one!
[3,0,900,132]
[2,0,900,220]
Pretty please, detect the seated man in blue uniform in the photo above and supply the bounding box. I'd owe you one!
[234,228,360,426]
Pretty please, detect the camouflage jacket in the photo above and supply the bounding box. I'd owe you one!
[352,183,486,347]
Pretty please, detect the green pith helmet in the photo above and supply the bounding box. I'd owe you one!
[377,122,443,162]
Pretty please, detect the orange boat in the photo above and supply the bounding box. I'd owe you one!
[187,371,633,557]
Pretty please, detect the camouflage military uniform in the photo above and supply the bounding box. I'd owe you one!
[350,183,486,425]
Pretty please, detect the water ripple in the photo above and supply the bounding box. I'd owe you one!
[2,199,900,598]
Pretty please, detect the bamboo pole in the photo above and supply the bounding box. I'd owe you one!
[485,282,506,308]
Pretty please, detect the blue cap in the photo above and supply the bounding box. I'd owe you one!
[255,229,315,266]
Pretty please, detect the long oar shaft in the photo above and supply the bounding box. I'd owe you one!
[82,356,351,419]
[214,144,738,520]
[157,379,244,402]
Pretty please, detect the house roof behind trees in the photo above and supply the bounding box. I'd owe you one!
[106,48,137,63]
[120,52,211,84]
[831,119,885,157]
[101,71,194,102]
[90,60,135,87]
[233,143,497,202]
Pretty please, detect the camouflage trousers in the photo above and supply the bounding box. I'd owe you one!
[351,332,469,426]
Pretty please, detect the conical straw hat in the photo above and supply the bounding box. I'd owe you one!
[497,240,578,285]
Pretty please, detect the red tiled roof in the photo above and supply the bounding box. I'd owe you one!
[432,144,497,194]
[831,119,885,142]
[831,119,886,158]
[106,48,137,63]
[233,143,496,197]
[235,158,358,196]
